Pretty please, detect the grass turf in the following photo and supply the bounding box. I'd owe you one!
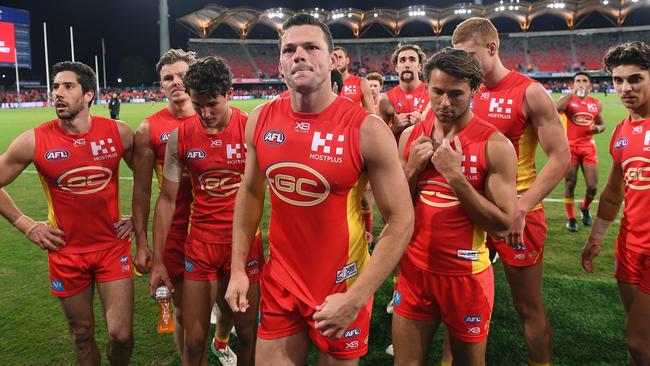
[0,95,631,365]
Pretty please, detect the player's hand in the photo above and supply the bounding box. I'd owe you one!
[134,245,153,274]
[313,292,364,338]
[365,230,373,244]
[431,136,463,180]
[26,222,65,251]
[406,135,434,174]
[149,264,174,298]
[393,113,411,130]
[506,206,527,247]
[225,270,250,312]
[581,238,602,273]
[114,215,134,240]
[409,110,424,124]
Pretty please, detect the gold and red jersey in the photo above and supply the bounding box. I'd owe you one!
[472,70,537,196]
[404,114,497,275]
[33,116,128,253]
[610,116,650,255]
[564,95,601,146]
[341,74,363,104]
[147,108,194,240]
[254,95,370,307]
[386,82,430,117]
[177,107,248,244]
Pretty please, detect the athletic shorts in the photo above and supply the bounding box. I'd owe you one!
[48,242,132,297]
[183,235,263,282]
[258,272,372,359]
[487,208,547,267]
[570,143,598,166]
[615,235,650,295]
[163,235,186,280]
[394,259,494,343]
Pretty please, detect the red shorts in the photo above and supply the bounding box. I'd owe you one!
[163,235,185,280]
[570,143,598,166]
[487,208,547,267]
[258,273,372,359]
[394,260,494,342]
[48,242,133,297]
[183,235,263,282]
[615,238,650,295]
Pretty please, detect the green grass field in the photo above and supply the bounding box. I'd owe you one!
[0,95,631,365]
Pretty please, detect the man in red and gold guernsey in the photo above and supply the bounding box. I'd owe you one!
[0,62,135,364]
[378,44,430,139]
[333,46,375,114]
[366,72,384,112]
[225,14,414,365]
[151,56,262,366]
[131,49,197,357]
[393,48,517,366]
[556,72,606,232]
[582,41,650,365]
[454,18,570,366]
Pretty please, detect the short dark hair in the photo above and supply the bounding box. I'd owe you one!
[52,61,96,107]
[574,71,591,82]
[183,56,232,98]
[331,69,343,94]
[156,48,197,74]
[366,72,384,87]
[423,48,483,91]
[280,13,334,53]
[333,46,347,56]
[604,41,650,72]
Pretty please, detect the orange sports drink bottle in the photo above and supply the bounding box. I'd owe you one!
[156,286,174,333]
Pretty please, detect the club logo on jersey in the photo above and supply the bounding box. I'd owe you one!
[198,169,243,197]
[294,121,310,133]
[457,249,480,261]
[335,261,358,284]
[464,315,482,324]
[186,149,206,160]
[45,149,70,162]
[159,132,170,142]
[488,97,514,119]
[266,162,330,206]
[226,143,245,164]
[571,112,595,126]
[614,137,628,149]
[90,138,118,161]
[344,328,361,339]
[51,279,64,292]
[310,131,345,164]
[343,85,357,95]
[264,130,286,146]
[587,103,599,113]
[418,180,460,208]
[461,154,479,180]
[622,157,650,190]
[56,166,112,195]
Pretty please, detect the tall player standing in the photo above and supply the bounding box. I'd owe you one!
[582,41,650,365]
[225,14,414,366]
[556,72,606,232]
[0,62,135,365]
[333,46,375,114]
[454,18,570,366]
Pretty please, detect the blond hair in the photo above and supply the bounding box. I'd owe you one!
[155,48,197,74]
[452,17,499,48]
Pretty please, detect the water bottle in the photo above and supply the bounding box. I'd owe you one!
[577,88,586,98]
[155,286,174,334]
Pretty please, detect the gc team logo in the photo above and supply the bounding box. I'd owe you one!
[266,162,330,206]
[622,157,650,190]
[418,180,460,208]
[45,149,70,161]
[571,112,595,126]
[198,169,243,197]
[56,166,112,195]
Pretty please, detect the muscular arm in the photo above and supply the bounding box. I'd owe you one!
[398,126,417,195]
[377,94,394,125]
[117,121,135,169]
[359,78,376,114]
[555,91,574,113]
[131,120,155,254]
[593,163,625,222]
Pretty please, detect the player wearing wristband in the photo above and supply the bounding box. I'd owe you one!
[582,41,650,365]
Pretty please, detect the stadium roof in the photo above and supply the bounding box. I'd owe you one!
[177,0,649,38]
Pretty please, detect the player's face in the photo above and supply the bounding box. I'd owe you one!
[368,80,382,99]
[52,71,92,120]
[280,25,335,95]
[427,68,474,124]
[333,49,348,73]
[189,88,233,129]
[160,61,190,103]
[454,40,492,77]
[612,65,650,111]
[395,50,422,83]
[574,75,591,96]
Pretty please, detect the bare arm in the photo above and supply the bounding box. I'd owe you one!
[377,94,394,125]
[592,112,606,134]
[555,90,574,113]
[398,125,433,198]
[117,121,134,169]
[359,78,376,114]
[131,120,155,272]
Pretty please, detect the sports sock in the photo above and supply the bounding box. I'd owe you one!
[564,197,575,220]
[214,334,230,350]
[581,194,594,210]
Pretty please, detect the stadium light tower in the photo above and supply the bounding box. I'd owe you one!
[159,0,170,56]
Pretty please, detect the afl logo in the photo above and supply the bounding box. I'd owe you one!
[571,112,594,126]
[418,180,460,208]
[56,166,112,195]
[186,149,206,160]
[622,157,650,190]
[266,162,330,206]
[264,130,286,146]
[197,169,243,197]
[45,149,69,161]
[159,132,170,142]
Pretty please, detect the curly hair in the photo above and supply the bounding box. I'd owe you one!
[390,43,426,66]
[52,61,97,107]
[603,41,650,72]
[183,56,232,97]
[423,48,483,91]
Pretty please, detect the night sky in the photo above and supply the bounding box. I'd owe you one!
[0,0,647,88]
